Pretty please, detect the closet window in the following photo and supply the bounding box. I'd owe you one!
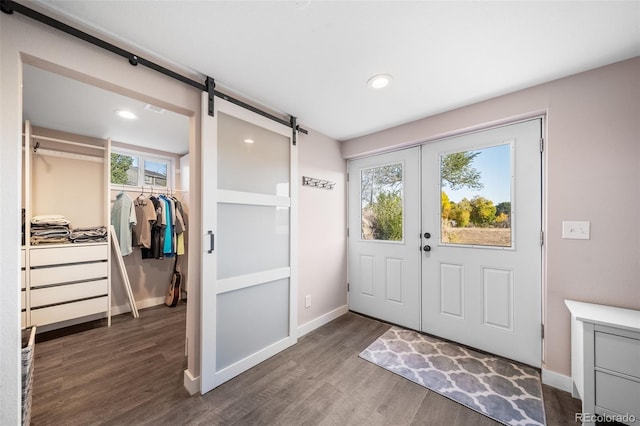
[143,160,168,186]
[111,150,173,189]
[111,152,138,186]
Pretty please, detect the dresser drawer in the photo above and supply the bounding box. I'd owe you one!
[30,296,108,326]
[21,290,26,310]
[30,244,108,267]
[31,262,107,287]
[31,279,108,308]
[21,311,27,328]
[595,371,640,419]
[21,270,26,289]
[595,331,640,379]
[21,249,26,267]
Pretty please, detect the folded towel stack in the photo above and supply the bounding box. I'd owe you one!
[30,215,71,245]
[70,226,108,243]
[30,215,108,245]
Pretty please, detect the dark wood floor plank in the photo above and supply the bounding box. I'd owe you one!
[31,305,584,426]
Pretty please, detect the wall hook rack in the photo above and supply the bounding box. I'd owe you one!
[302,176,335,190]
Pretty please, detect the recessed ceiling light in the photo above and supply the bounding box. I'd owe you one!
[244,138,255,144]
[116,110,137,120]
[367,74,392,89]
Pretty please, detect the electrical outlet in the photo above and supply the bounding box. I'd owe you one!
[305,294,311,308]
[562,221,590,240]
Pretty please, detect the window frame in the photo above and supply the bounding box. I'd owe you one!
[110,147,175,191]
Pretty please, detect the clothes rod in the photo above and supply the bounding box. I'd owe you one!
[111,185,188,193]
[30,134,106,151]
[2,0,308,135]
[34,148,104,163]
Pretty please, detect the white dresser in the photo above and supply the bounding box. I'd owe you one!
[565,300,640,425]
[27,243,110,327]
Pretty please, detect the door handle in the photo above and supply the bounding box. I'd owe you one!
[208,230,215,254]
[424,232,431,239]
[423,245,431,252]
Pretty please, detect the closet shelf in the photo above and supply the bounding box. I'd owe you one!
[30,134,106,151]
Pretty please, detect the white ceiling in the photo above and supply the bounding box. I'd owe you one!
[23,64,190,154]
[28,0,640,143]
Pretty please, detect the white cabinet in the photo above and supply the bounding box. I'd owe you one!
[22,122,111,330]
[21,249,26,327]
[566,300,640,425]
[28,243,110,327]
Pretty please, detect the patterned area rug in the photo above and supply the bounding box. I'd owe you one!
[359,327,546,426]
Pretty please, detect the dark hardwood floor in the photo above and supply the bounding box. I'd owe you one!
[31,303,583,425]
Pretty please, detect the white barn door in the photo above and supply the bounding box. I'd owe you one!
[200,94,297,393]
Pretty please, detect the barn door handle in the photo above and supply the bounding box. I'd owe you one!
[208,230,215,253]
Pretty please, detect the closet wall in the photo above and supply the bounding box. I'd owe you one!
[30,127,106,227]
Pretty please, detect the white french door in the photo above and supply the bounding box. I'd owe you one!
[348,119,542,367]
[200,94,297,393]
[421,119,542,367]
[347,147,421,330]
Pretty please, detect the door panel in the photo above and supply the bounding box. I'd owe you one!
[216,278,290,370]
[422,119,541,367]
[216,204,290,279]
[200,95,297,394]
[348,147,421,330]
[440,263,464,318]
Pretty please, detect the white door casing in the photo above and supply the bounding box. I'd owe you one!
[200,94,298,393]
[421,119,542,367]
[348,147,421,330]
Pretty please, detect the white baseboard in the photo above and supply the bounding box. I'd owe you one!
[111,296,166,316]
[297,304,349,338]
[183,369,200,396]
[542,368,572,393]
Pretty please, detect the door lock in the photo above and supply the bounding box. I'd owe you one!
[423,245,431,252]
[424,232,431,239]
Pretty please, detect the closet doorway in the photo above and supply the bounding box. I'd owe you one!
[22,63,192,405]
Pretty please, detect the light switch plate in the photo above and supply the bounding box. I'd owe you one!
[562,221,590,240]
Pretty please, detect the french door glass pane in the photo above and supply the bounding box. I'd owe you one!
[440,144,512,247]
[217,112,290,196]
[360,163,403,241]
[217,204,290,279]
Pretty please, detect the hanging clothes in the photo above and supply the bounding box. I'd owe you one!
[173,198,187,256]
[111,192,136,256]
[141,195,165,259]
[138,192,188,259]
[133,194,157,249]
[160,195,174,258]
